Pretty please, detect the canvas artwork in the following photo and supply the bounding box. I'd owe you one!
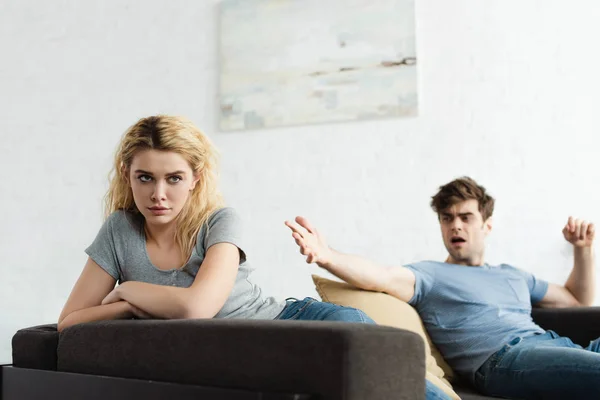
[219,0,417,131]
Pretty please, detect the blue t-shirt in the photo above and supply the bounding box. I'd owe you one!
[405,261,549,381]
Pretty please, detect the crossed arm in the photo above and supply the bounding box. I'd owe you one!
[57,242,239,332]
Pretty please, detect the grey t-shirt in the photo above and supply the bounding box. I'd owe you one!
[85,207,286,320]
[405,261,549,381]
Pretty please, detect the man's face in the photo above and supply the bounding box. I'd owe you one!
[439,199,492,266]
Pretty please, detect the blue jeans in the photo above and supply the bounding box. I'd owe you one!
[474,330,600,399]
[277,298,452,400]
[276,297,375,323]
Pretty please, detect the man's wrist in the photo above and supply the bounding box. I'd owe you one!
[318,248,336,269]
[574,246,594,256]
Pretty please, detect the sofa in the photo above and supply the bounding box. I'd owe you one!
[4,319,426,400]
[3,276,600,400]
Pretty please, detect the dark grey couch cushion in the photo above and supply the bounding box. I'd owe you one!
[12,324,58,370]
[57,319,426,400]
[531,307,600,346]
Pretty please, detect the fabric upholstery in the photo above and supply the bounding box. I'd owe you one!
[57,318,425,400]
[12,324,58,371]
[531,307,600,346]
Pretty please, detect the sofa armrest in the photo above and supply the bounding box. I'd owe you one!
[531,307,600,346]
[12,324,59,371]
[57,319,425,400]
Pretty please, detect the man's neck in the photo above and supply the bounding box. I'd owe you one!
[445,255,486,267]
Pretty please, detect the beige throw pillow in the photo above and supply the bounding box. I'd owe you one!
[312,275,460,400]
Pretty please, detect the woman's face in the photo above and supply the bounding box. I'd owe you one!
[128,149,199,226]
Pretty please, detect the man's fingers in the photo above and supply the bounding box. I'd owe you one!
[285,220,309,238]
[300,245,317,262]
[300,243,309,254]
[581,222,589,240]
[295,216,316,234]
[568,216,575,232]
[287,216,323,263]
[564,216,596,244]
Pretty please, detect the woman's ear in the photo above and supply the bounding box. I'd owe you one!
[121,165,130,186]
[190,171,201,191]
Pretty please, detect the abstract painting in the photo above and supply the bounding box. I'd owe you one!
[219,0,417,131]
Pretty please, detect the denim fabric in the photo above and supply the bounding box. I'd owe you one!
[276,297,374,323]
[474,330,600,399]
[276,298,452,400]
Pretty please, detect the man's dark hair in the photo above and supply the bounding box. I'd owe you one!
[430,177,495,221]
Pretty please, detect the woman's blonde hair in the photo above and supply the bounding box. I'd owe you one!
[105,115,224,260]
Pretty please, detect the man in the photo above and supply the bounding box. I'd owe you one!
[285,177,598,399]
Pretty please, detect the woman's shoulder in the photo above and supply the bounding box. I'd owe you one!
[206,207,241,226]
[197,207,244,248]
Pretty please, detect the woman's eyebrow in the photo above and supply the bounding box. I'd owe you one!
[134,169,186,175]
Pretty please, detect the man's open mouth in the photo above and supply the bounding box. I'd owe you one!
[451,237,466,243]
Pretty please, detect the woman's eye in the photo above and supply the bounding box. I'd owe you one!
[138,175,152,183]
[168,176,182,183]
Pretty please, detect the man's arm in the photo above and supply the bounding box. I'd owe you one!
[537,217,595,308]
[285,216,416,302]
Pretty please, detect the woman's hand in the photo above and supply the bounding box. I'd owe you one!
[102,283,153,319]
[102,284,124,305]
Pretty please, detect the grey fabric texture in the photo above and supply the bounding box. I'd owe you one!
[85,207,285,320]
[57,319,426,400]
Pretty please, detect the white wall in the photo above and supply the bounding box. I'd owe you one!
[1,0,600,364]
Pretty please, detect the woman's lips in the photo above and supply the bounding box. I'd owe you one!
[148,207,170,215]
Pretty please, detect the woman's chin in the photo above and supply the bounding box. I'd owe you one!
[142,212,177,225]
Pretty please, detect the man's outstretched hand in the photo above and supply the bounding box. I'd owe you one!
[563,216,595,248]
[285,216,332,265]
